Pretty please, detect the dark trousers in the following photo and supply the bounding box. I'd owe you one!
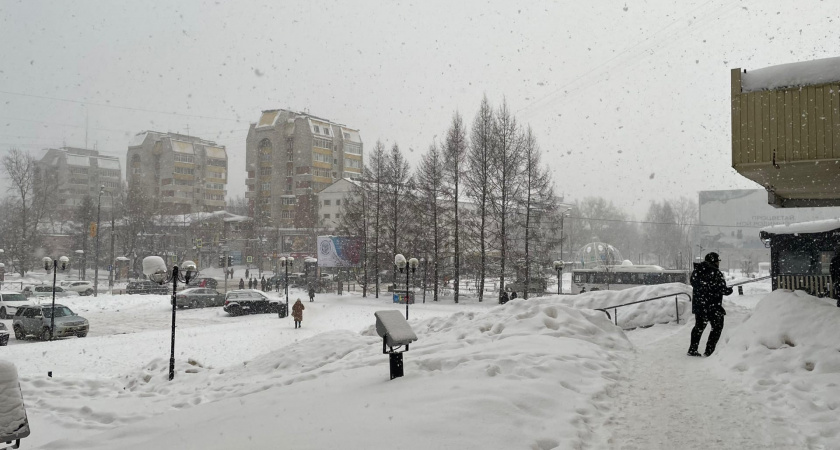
[294,320,301,328]
[688,311,725,355]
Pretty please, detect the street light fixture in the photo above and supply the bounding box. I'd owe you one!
[553,260,565,295]
[43,256,69,341]
[142,256,196,381]
[395,254,418,320]
[279,256,294,315]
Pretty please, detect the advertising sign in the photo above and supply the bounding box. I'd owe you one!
[317,236,363,267]
[392,292,413,304]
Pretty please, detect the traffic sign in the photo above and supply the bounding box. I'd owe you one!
[246,256,253,263]
[196,239,203,249]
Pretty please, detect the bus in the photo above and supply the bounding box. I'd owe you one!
[571,265,689,294]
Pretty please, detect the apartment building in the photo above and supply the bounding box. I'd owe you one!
[36,147,122,211]
[244,109,363,229]
[127,131,228,214]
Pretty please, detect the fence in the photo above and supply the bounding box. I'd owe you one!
[775,274,833,298]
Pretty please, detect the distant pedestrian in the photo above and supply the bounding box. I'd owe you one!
[261,276,267,292]
[248,278,253,289]
[308,285,315,302]
[688,252,733,357]
[239,278,245,290]
[338,279,343,295]
[292,298,305,328]
[510,291,518,300]
[245,269,250,280]
[831,247,840,308]
[499,291,510,305]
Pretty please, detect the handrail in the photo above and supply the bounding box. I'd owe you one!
[594,292,692,328]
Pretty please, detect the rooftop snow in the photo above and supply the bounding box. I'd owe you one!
[128,132,150,147]
[760,218,840,235]
[741,56,840,93]
[65,154,90,167]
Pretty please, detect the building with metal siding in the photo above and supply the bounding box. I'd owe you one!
[35,147,122,212]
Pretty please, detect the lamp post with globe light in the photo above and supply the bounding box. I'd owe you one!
[43,256,69,340]
[143,256,196,381]
[395,254,418,319]
[553,261,565,295]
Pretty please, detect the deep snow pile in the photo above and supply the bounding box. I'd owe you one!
[40,298,633,450]
[715,290,840,447]
[553,283,692,329]
[0,360,29,438]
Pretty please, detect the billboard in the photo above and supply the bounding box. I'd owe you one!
[317,236,363,267]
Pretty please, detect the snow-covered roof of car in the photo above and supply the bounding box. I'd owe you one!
[760,218,840,235]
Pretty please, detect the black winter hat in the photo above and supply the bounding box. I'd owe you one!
[704,252,721,263]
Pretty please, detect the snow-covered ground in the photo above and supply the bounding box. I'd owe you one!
[1,278,838,449]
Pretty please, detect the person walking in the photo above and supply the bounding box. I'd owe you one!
[308,285,316,302]
[292,298,305,329]
[245,268,250,280]
[499,290,510,305]
[688,252,733,357]
[239,278,245,290]
[830,247,840,308]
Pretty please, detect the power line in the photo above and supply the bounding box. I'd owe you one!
[0,90,244,122]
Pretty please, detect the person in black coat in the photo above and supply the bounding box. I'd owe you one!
[688,252,733,357]
[830,248,840,307]
[510,291,518,300]
[239,278,245,289]
[499,291,510,305]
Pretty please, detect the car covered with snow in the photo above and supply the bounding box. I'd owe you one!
[62,281,95,296]
[12,304,89,341]
[0,291,34,319]
[30,285,76,298]
[223,289,286,317]
[126,280,170,295]
[173,288,225,309]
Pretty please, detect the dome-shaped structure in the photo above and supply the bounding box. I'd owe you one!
[576,242,624,268]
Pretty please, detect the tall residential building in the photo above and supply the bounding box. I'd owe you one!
[127,131,228,214]
[245,109,363,229]
[35,147,122,211]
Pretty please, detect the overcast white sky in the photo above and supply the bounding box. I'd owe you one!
[1,0,837,217]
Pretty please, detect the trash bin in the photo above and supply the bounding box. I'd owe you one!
[278,303,288,318]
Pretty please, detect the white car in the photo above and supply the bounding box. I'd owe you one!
[0,291,35,319]
[63,281,95,296]
[31,285,76,298]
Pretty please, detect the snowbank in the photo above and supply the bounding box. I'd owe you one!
[716,290,840,447]
[741,56,840,93]
[0,360,29,438]
[552,283,692,329]
[41,298,632,449]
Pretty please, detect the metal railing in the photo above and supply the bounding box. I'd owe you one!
[775,274,832,298]
[594,292,692,328]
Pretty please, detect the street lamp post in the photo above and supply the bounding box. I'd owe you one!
[395,255,418,320]
[553,260,565,295]
[43,256,69,340]
[279,256,294,314]
[143,256,196,381]
[420,257,427,303]
[98,187,116,294]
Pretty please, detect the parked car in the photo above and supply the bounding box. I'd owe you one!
[63,281,95,296]
[0,291,35,319]
[31,285,75,298]
[13,304,89,340]
[173,288,225,309]
[126,280,170,295]
[0,322,9,346]
[186,277,218,289]
[223,289,285,317]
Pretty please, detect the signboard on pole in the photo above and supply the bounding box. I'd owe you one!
[317,236,362,268]
[392,292,413,304]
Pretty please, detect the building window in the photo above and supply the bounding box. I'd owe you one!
[344,141,362,155]
[323,214,330,219]
[313,125,320,134]
[99,168,120,177]
[175,190,193,198]
[345,158,362,169]
[313,167,332,178]
[174,154,195,163]
[281,210,293,219]
[70,167,88,175]
[282,197,296,205]
[261,182,271,191]
[314,153,331,164]
[343,132,350,139]
[336,213,340,219]
[313,137,333,150]
[324,128,330,136]
[204,193,225,201]
[208,158,226,167]
[323,199,331,206]
[260,167,272,176]
[205,182,225,190]
[259,138,272,161]
[132,167,141,174]
[336,199,341,206]
[174,166,195,175]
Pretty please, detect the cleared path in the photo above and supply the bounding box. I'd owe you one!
[606,311,804,449]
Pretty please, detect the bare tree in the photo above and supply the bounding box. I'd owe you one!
[72,195,97,280]
[417,142,446,301]
[518,127,554,299]
[366,141,388,297]
[444,111,468,303]
[464,96,495,302]
[1,148,51,275]
[488,100,523,302]
[383,143,412,290]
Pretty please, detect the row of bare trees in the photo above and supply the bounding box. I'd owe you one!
[338,96,563,303]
